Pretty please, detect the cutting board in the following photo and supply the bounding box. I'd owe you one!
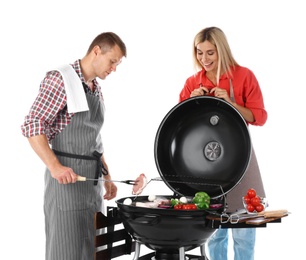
[246,214,288,225]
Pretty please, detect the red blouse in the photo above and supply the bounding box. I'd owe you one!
[179,66,267,126]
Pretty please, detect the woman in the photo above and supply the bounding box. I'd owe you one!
[179,27,267,260]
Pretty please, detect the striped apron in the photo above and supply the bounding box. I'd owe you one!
[44,87,105,260]
[225,80,266,212]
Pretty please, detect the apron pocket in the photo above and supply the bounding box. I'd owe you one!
[56,181,92,211]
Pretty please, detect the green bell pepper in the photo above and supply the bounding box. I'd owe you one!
[192,191,210,209]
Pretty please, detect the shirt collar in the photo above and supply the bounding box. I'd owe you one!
[72,59,99,88]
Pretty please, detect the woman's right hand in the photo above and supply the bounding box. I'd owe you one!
[190,86,210,97]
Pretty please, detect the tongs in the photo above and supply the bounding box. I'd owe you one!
[77,176,138,185]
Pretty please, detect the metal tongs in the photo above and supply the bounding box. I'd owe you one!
[77,176,138,185]
[220,209,248,224]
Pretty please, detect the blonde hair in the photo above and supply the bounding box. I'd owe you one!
[193,27,238,84]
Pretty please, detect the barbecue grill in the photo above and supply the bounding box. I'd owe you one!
[116,96,252,259]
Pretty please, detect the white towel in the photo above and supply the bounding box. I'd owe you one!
[53,64,89,113]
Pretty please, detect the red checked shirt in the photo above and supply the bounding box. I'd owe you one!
[21,60,103,142]
[179,66,267,126]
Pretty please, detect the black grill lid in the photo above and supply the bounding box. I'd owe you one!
[154,96,251,198]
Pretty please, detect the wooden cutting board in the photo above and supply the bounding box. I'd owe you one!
[246,214,288,225]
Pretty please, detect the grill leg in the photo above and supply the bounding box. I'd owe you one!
[200,244,209,260]
[132,241,141,260]
[179,247,185,260]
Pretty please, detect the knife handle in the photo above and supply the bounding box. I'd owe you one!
[77,176,86,181]
[258,209,288,218]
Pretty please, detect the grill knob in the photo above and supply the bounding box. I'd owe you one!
[210,115,219,125]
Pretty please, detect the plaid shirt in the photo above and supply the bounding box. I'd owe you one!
[21,60,102,142]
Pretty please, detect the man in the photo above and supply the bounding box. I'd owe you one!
[21,32,127,260]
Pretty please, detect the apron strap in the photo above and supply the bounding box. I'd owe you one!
[52,149,108,185]
[229,79,235,102]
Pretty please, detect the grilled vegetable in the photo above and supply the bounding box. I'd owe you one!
[181,204,197,210]
[171,198,180,206]
[192,191,210,209]
[179,196,188,204]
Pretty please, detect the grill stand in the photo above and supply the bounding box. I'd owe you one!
[133,241,209,260]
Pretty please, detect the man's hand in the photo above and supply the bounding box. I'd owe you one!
[103,181,117,200]
[50,165,78,184]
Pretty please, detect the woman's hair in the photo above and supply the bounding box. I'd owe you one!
[87,32,127,57]
[193,27,238,84]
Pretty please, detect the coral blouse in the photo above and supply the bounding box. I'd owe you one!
[179,66,267,126]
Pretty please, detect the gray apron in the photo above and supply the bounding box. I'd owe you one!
[44,87,104,260]
[225,79,266,212]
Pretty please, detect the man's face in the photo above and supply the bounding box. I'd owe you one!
[94,44,123,80]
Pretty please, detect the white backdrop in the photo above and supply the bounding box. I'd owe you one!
[1,0,305,259]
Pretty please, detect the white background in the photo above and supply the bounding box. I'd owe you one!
[1,0,305,259]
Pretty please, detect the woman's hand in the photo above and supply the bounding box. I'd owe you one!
[210,87,232,103]
[190,86,210,97]
[190,86,232,105]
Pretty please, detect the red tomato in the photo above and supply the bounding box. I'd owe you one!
[250,196,261,207]
[181,204,190,210]
[247,188,257,198]
[189,204,197,210]
[255,204,264,212]
[182,204,197,210]
[243,195,251,204]
[246,204,255,213]
[174,204,182,210]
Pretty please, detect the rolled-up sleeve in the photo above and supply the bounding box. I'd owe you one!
[21,71,69,140]
[243,70,267,126]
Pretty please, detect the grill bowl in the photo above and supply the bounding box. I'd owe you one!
[116,195,217,252]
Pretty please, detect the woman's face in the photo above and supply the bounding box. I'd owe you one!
[196,40,218,74]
